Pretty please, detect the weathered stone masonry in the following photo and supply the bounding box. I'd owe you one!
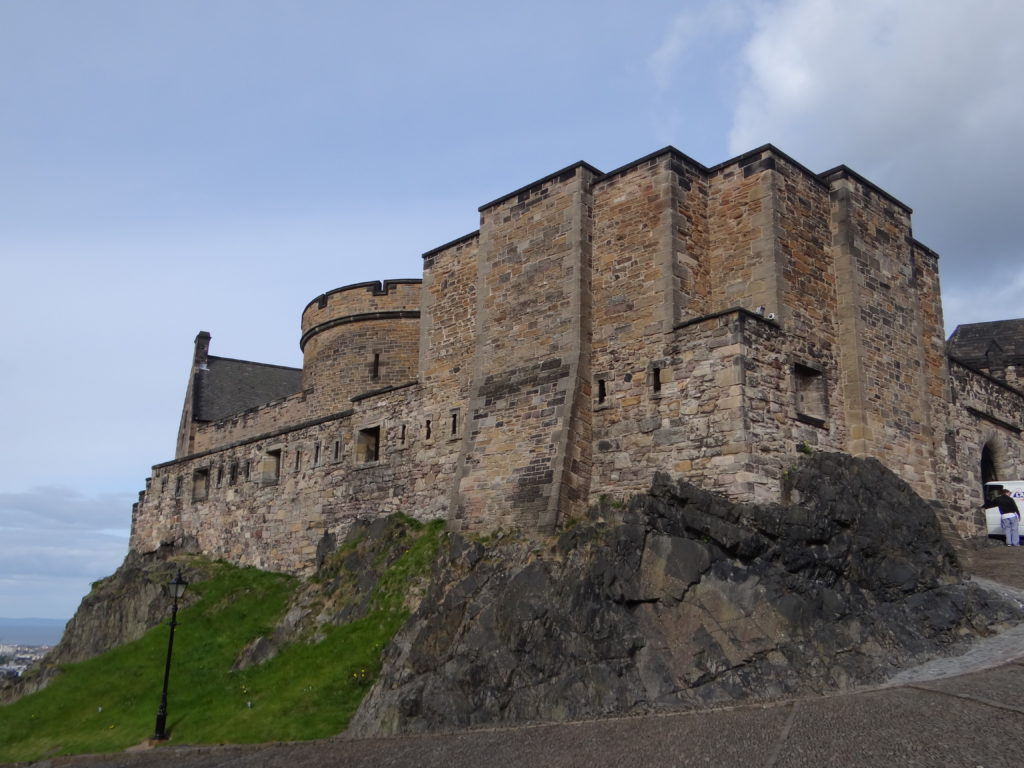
[130,144,1024,575]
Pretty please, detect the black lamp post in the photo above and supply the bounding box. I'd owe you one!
[153,569,188,741]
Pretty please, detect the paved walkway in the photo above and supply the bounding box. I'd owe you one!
[18,541,1024,768]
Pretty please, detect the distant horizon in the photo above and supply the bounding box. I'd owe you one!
[0,617,68,647]
[0,617,69,624]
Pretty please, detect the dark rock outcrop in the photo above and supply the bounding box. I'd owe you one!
[349,453,1023,735]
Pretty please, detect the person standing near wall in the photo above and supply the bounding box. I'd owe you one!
[996,488,1021,547]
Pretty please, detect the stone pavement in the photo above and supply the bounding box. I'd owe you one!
[17,540,1024,768]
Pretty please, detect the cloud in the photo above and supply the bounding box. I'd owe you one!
[0,528,127,580]
[0,527,128,619]
[0,486,133,531]
[726,0,1024,331]
[648,1,753,91]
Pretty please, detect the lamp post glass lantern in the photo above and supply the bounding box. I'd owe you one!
[153,569,188,741]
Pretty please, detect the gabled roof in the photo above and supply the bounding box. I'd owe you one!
[193,356,303,422]
[947,319,1024,369]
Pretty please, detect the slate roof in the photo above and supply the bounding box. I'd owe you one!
[193,356,303,422]
[947,318,1024,369]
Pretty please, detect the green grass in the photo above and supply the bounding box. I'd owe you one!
[0,518,447,763]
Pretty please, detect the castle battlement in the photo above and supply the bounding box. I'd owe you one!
[300,279,422,346]
[134,144,1024,575]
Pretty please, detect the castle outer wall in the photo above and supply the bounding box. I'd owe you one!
[130,144,1024,574]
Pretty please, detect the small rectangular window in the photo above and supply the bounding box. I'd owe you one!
[399,424,407,445]
[229,462,238,485]
[357,426,381,463]
[651,366,662,394]
[161,477,168,494]
[333,439,341,461]
[449,409,460,438]
[192,468,210,501]
[313,441,321,466]
[174,477,183,497]
[372,352,381,380]
[794,363,827,425]
[597,378,607,404]
[425,418,432,441]
[261,449,282,485]
[244,460,251,481]
[216,465,223,488]
[294,449,302,472]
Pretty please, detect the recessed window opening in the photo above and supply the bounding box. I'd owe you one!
[333,439,341,461]
[357,426,381,463]
[261,449,282,485]
[244,460,251,481]
[294,449,302,472]
[399,424,407,445]
[313,442,321,466]
[450,411,459,437]
[372,352,381,380]
[794,364,827,424]
[425,419,432,440]
[229,463,238,485]
[174,477,182,497]
[651,366,662,394]
[216,465,223,487]
[161,477,168,494]
[597,378,607,403]
[192,468,210,502]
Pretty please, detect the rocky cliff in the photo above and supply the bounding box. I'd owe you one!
[348,453,1022,735]
[7,453,1021,736]
[1,547,199,704]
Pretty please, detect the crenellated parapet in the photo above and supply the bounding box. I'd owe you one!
[300,280,422,411]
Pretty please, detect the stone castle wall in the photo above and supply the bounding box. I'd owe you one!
[188,390,314,456]
[451,164,598,532]
[131,143,1024,575]
[943,359,1024,534]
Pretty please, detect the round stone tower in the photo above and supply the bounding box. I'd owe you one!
[300,279,422,410]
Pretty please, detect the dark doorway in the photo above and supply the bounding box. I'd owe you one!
[981,443,998,504]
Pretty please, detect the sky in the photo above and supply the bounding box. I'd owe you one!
[1,0,1022,620]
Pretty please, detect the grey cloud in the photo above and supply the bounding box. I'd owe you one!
[0,528,127,581]
[0,486,134,531]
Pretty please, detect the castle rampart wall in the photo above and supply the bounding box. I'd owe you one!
[706,150,780,318]
[771,153,837,341]
[132,381,462,573]
[188,389,314,455]
[588,308,847,506]
[451,163,599,532]
[827,169,946,496]
[420,233,479,401]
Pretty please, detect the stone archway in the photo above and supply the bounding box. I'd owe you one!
[979,433,1010,506]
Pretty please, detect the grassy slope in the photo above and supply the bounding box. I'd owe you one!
[0,517,445,763]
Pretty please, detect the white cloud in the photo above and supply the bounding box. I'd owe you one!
[648,2,751,91]
[726,0,1024,332]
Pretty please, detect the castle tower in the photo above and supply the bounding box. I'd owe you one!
[300,280,422,412]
